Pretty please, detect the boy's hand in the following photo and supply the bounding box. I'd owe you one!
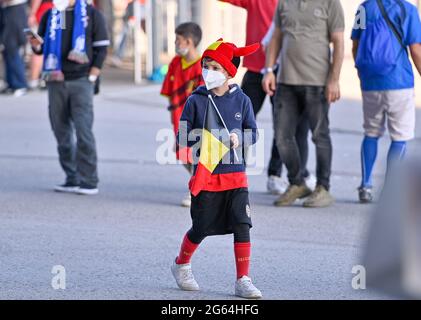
[230,133,239,149]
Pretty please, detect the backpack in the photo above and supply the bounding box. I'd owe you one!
[355,0,407,78]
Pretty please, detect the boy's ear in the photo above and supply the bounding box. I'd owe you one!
[186,37,194,47]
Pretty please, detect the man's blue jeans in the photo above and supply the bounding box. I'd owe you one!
[3,49,27,90]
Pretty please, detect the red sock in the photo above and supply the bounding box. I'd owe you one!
[176,234,199,264]
[234,242,251,279]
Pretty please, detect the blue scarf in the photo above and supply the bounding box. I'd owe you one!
[42,0,89,81]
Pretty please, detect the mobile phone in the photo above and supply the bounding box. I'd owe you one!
[23,28,44,44]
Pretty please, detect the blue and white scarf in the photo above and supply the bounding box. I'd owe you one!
[42,0,89,81]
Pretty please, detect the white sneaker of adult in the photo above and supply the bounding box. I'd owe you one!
[54,183,80,193]
[181,193,191,207]
[13,88,28,97]
[305,174,317,190]
[171,259,200,291]
[76,185,99,195]
[267,175,288,195]
[235,276,262,299]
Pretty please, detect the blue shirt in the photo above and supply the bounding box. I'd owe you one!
[351,0,421,91]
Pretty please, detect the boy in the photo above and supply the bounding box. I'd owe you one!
[351,0,421,203]
[161,22,204,207]
[171,39,262,299]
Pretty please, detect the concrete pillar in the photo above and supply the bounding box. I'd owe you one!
[152,0,163,71]
[177,0,192,24]
[133,0,143,84]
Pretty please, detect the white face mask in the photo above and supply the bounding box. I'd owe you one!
[175,46,189,57]
[53,0,70,11]
[202,68,227,90]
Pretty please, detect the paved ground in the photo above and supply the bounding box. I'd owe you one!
[0,71,420,300]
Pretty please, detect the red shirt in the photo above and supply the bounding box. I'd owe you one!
[160,56,203,111]
[219,0,278,73]
[189,172,248,193]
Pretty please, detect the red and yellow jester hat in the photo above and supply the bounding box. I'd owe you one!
[202,39,260,77]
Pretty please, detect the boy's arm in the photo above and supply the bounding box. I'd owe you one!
[218,0,248,9]
[352,40,359,62]
[241,98,258,148]
[410,43,421,77]
[160,60,175,102]
[177,99,197,148]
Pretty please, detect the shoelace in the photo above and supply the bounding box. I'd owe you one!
[181,268,194,282]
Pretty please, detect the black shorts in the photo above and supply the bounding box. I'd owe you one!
[190,188,252,237]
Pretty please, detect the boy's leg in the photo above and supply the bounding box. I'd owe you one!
[358,91,386,203]
[360,136,379,188]
[172,229,203,291]
[230,189,261,299]
[386,88,415,176]
[387,141,407,172]
[175,229,204,264]
[233,224,251,279]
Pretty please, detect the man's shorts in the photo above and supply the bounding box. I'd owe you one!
[190,188,252,237]
[362,88,415,141]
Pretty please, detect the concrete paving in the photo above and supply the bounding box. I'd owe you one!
[0,75,420,300]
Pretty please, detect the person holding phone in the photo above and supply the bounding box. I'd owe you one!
[27,0,54,90]
[29,0,109,195]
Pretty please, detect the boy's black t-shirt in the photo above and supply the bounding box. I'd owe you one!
[37,5,109,80]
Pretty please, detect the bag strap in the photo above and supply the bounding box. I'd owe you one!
[376,0,407,50]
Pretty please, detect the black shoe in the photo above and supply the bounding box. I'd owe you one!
[358,187,373,204]
[76,183,99,195]
[54,182,80,193]
[0,87,13,95]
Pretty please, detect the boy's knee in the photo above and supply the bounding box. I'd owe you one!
[233,224,250,243]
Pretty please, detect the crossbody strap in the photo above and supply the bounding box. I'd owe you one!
[376,0,407,50]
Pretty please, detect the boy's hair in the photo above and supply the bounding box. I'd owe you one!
[202,56,241,71]
[175,22,202,47]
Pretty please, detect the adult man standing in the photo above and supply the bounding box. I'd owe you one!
[352,0,421,203]
[263,0,345,208]
[219,0,312,195]
[0,0,28,97]
[29,0,110,195]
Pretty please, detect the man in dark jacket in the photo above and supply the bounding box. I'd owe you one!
[29,0,109,195]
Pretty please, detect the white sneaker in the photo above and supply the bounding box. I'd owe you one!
[110,56,123,67]
[28,80,40,90]
[54,183,80,193]
[305,174,317,190]
[267,175,288,195]
[171,259,200,291]
[235,276,262,299]
[181,193,191,207]
[76,184,99,195]
[13,88,28,97]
